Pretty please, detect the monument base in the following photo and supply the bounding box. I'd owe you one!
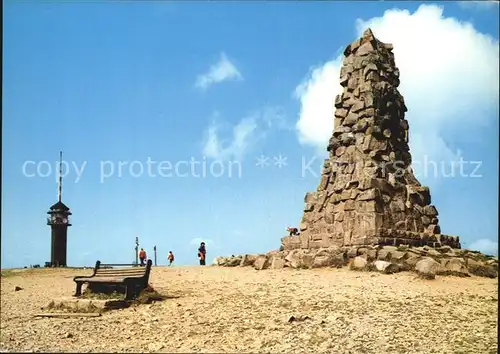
[281,229,461,251]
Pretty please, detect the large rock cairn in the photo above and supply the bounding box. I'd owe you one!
[282,28,460,251]
[215,29,497,280]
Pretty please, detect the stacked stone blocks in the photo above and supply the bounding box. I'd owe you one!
[281,29,460,251]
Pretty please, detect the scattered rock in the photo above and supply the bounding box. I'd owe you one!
[330,252,348,268]
[240,254,257,267]
[485,259,498,267]
[212,257,225,266]
[253,255,269,270]
[440,258,469,277]
[438,245,453,254]
[14,286,23,292]
[284,250,301,269]
[226,256,242,267]
[373,260,400,274]
[426,249,442,257]
[377,249,391,261]
[214,246,496,279]
[415,258,442,280]
[270,257,286,270]
[312,249,341,268]
[147,343,164,352]
[403,254,422,270]
[287,315,311,323]
[284,250,314,269]
[466,259,498,278]
[350,256,368,271]
[389,251,407,261]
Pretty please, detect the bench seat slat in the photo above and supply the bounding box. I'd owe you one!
[74,277,131,283]
[97,268,144,271]
[95,271,145,276]
[92,275,145,278]
[96,268,144,271]
[96,268,146,271]
[96,272,144,276]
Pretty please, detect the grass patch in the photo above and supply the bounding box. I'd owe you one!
[0,270,15,278]
[468,265,498,279]
[0,267,78,278]
[134,285,169,304]
[78,284,169,305]
[349,264,370,272]
[366,263,377,272]
[81,288,124,300]
[436,270,470,278]
[470,253,495,263]
[416,272,436,280]
[45,300,101,313]
[403,263,417,271]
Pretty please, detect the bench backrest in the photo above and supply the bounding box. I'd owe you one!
[91,259,153,280]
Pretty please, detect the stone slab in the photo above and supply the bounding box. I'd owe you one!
[45,297,130,313]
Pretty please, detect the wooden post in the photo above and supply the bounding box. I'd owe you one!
[153,245,157,266]
[135,237,139,266]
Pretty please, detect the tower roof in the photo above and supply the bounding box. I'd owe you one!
[49,201,71,212]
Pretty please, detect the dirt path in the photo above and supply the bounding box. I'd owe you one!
[1,266,497,353]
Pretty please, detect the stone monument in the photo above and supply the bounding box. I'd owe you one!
[282,29,460,251]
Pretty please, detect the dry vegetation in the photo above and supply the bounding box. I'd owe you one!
[1,266,498,353]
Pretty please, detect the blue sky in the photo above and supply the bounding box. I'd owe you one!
[2,1,499,268]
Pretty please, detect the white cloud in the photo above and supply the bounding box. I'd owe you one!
[202,114,258,161]
[195,52,243,90]
[294,4,499,184]
[295,59,342,156]
[202,107,288,161]
[459,1,499,10]
[467,238,498,255]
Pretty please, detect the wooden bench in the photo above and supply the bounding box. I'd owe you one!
[73,260,152,300]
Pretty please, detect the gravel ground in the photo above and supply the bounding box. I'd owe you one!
[1,266,497,353]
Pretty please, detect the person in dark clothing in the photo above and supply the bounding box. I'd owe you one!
[168,251,175,266]
[198,242,206,266]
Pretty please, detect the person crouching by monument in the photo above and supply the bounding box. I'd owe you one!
[168,251,175,266]
[198,242,206,266]
[139,248,147,266]
[287,226,300,236]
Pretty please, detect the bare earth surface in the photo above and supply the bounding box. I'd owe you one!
[1,266,498,353]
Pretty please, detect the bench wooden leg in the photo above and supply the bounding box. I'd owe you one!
[74,282,83,297]
[125,283,135,301]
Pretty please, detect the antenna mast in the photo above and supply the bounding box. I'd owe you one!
[58,151,63,202]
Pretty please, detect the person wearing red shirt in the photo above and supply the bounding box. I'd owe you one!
[139,248,147,266]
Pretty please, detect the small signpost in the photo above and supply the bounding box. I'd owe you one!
[135,237,139,266]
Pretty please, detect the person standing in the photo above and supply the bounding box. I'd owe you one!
[168,251,175,266]
[198,242,206,266]
[139,248,147,266]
